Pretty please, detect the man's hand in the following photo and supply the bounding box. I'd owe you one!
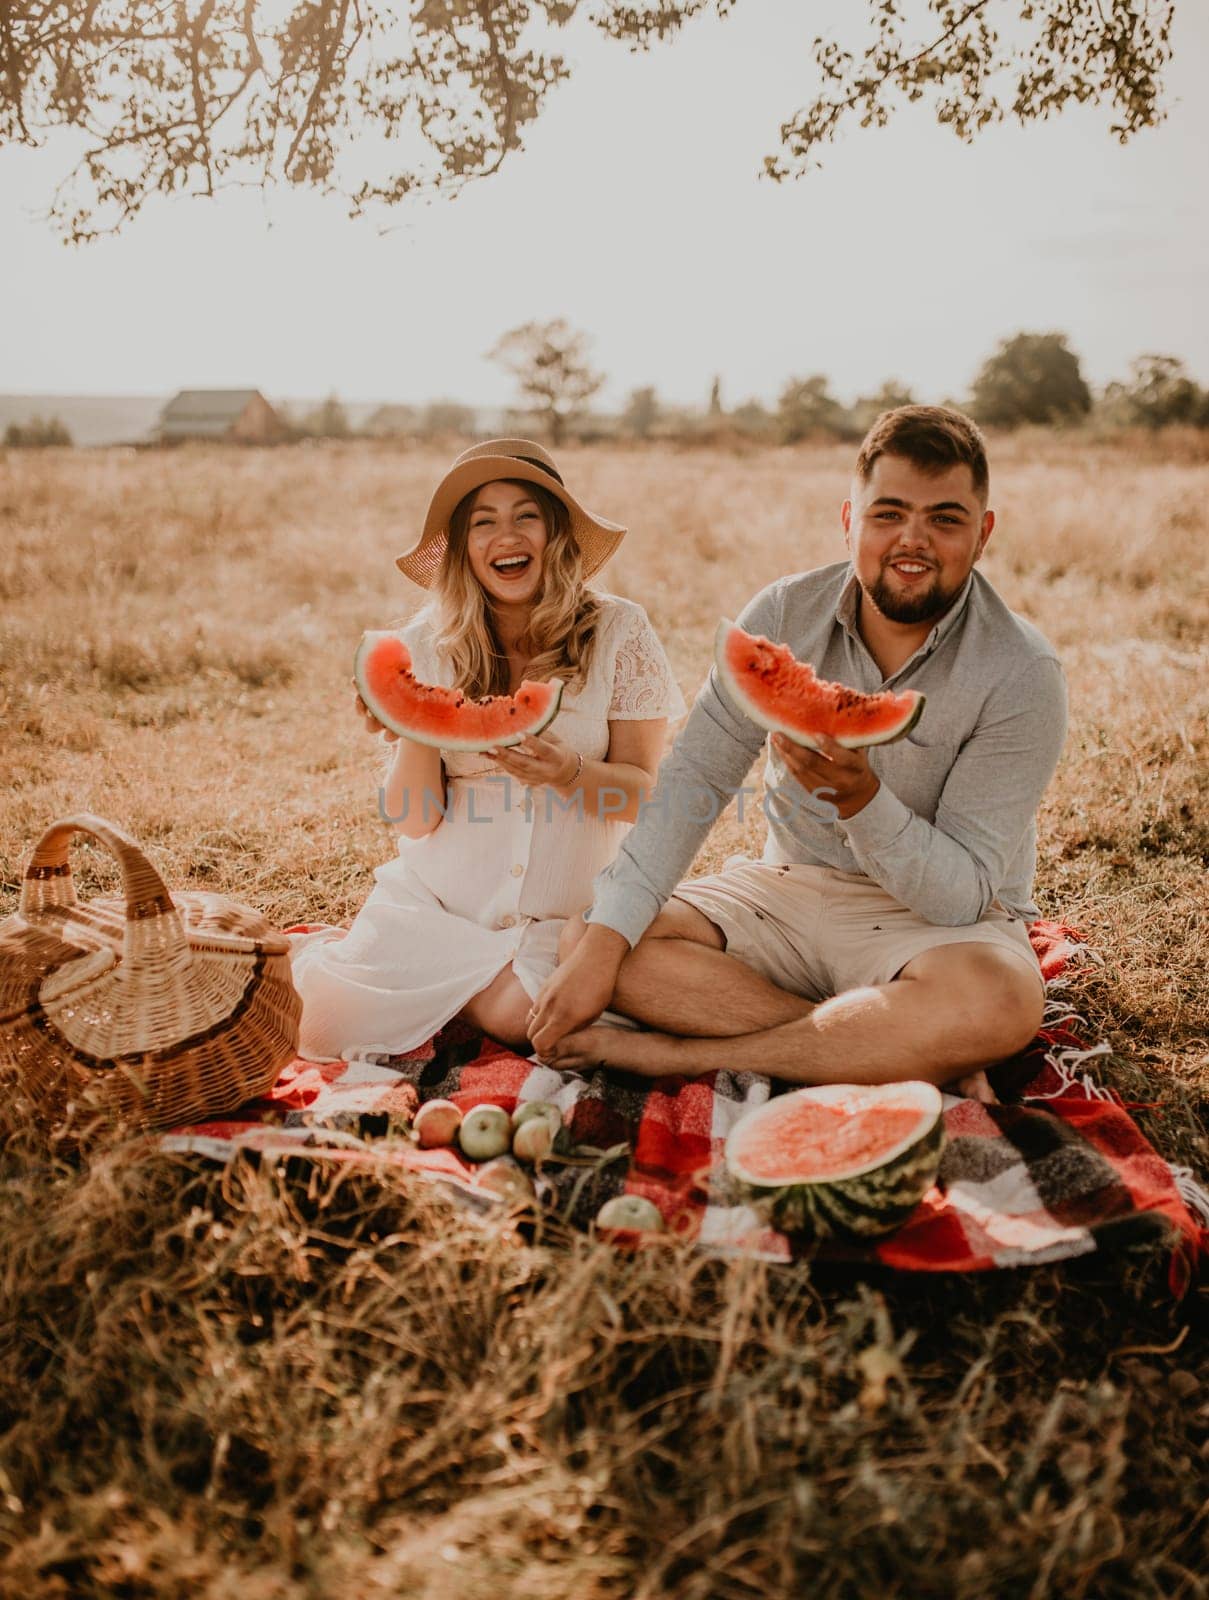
[527,924,629,1058]
[771,732,880,820]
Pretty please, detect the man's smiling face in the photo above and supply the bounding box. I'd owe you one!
[843,454,994,628]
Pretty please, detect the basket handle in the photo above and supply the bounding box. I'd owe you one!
[18,813,187,960]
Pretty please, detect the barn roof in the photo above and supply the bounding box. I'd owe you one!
[160,389,263,423]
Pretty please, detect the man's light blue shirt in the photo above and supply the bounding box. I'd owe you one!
[587,562,1068,947]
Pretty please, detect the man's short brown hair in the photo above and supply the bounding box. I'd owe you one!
[854,405,989,501]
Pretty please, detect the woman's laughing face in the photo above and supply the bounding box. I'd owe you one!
[464,480,550,608]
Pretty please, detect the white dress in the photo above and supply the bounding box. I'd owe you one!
[289,595,686,1061]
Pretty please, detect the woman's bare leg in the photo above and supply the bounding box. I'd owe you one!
[459,965,533,1051]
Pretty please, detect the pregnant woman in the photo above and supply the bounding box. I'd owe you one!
[290,439,684,1060]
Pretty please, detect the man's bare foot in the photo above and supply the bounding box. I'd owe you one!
[550,1028,1001,1100]
[548,1023,700,1078]
[953,1069,999,1104]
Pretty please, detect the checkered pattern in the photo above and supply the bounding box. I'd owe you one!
[161,922,1206,1292]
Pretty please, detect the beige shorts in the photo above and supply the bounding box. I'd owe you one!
[672,859,1043,1003]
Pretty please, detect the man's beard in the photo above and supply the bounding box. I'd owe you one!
[866,567,958,625]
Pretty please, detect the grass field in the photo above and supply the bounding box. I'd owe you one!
[1,436,1207,1597]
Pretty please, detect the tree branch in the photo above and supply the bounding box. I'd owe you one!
[781,0,996,159]
[281,0,354,177]
[188,0,218,195]
[0,0,1177,241]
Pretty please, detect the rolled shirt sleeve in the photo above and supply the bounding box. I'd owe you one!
[839,656,1068,923]
[586,582,785,946]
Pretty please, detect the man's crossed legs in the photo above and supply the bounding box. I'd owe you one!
[546,862,1045,1096]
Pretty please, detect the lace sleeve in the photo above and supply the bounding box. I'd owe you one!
[608,604,687,721]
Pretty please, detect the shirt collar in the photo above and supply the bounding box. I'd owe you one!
[835,567,977,656]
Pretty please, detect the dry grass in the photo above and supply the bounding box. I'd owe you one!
[1,436,1206,1597]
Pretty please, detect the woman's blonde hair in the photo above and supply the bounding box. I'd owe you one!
[430,480,601,699]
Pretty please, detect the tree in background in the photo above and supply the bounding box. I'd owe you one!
[623,386,660,440]
[302,394,351,439]
[777,376,846,444]
[489,320,604,445]
[848,381,916,437]
[0,2,1175,241]
[730,400,776,441]
[708,376,724,417]
[3,415,72,447]
[1103,355,1208,429]
[419,401,478,438]
[970,334,1092,428]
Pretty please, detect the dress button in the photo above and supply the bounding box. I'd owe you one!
[511,864,524,878]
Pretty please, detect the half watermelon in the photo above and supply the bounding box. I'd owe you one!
[724,1080,945,1239]
[354,631,563,753]
[715,619,924,751]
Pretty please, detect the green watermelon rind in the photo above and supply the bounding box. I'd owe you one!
[713,618,925,752]
[353,630,563,753]
[724,1082,946,1241]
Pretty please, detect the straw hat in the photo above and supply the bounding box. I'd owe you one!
[396,439,626,589]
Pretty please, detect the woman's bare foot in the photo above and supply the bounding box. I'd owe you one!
[952,1069,999,1104]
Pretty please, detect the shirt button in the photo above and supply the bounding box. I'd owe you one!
[511,864,524,878]
[500,914,517,929]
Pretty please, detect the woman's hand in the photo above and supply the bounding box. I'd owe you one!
[352,687,399,742]
[488,732,580,789]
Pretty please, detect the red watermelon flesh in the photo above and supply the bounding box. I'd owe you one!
[731,1096,925,1181]
[714,619,924,750]
[354,631,563,753]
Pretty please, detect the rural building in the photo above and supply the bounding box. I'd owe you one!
[158,389,286,445]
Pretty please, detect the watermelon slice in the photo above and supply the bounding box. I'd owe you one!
[715,619,924,751]
[724,1081,945,1239]
[354,631,563,753]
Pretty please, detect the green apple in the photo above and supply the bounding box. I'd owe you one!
[511,1099,561,1130]
[595,1195,664,1233]
[457,1104,512,1162]
[512,1110,561,1164]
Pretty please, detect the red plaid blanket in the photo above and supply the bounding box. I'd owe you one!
[163,922,1207,1291]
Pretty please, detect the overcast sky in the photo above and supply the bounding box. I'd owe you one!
[3,0,1207,410]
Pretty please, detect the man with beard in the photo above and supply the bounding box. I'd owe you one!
[527,406,1067,1095]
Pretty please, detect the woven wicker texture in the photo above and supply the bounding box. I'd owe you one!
[0,814,301,1137]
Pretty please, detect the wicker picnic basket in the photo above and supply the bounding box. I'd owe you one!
[0,813,301,1138]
